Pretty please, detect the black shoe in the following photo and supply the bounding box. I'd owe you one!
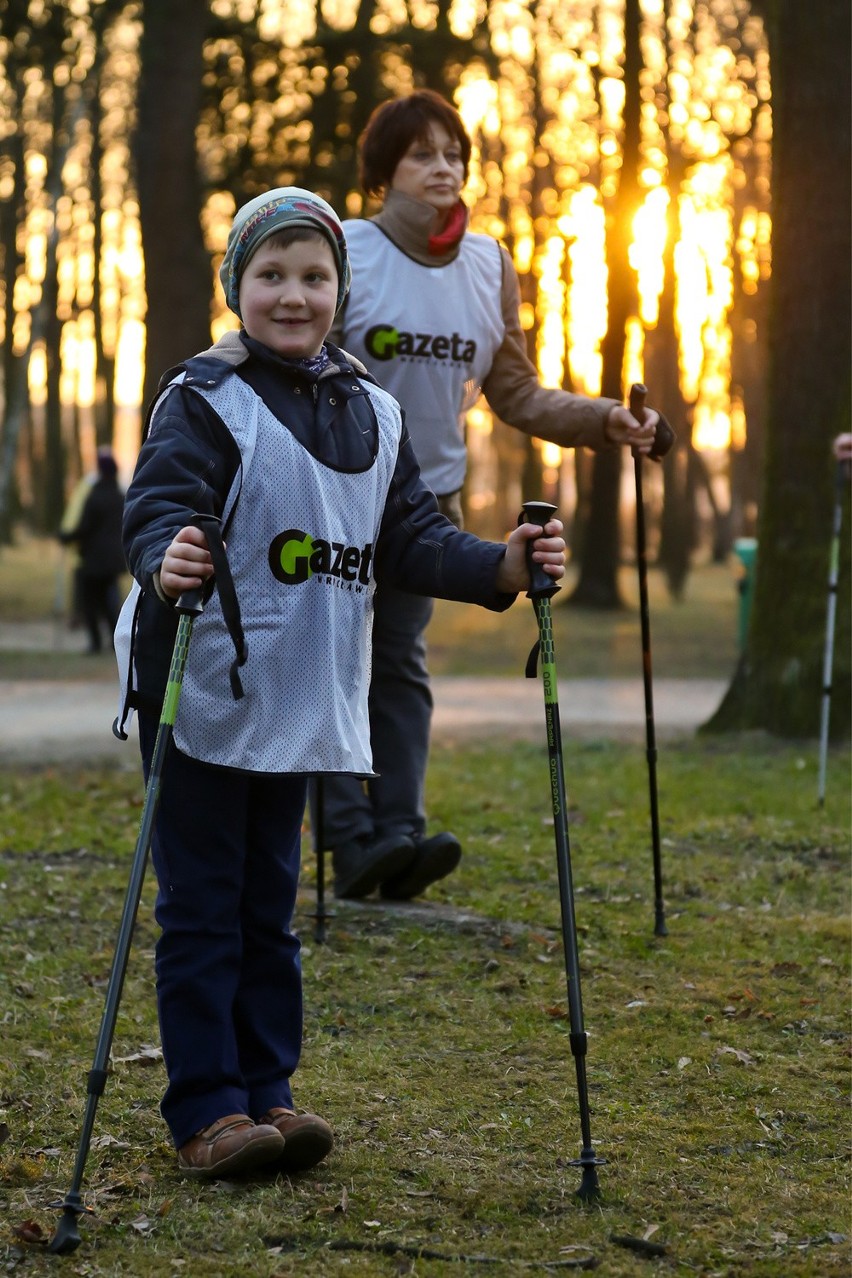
[380,832,462,901]
[332,834,416,899]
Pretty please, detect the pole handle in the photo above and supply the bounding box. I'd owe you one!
[175,587,204,616]
[519,499,561,600]
[629,383,648,459]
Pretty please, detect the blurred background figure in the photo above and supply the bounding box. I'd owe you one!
[59,447,126,654]
[832,434,852,464]
[58,466,97,632]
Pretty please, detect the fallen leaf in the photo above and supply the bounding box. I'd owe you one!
[13,1219,46,1245]
[113,1047,163,1066]
[545,1005,568,1019]
[677,1057,692,1070]
[716,1045,755,1065]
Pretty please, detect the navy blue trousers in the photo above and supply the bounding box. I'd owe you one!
[139,714,307,1149]
[320,582,434,845]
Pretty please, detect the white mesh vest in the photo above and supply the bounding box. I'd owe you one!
[120,370,402,774]
[340,223,505,495]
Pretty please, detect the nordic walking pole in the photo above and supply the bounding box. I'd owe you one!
[817,459,848,805]
[630,383,667,937]
[49,586,204,1255]
[521,499,604,1201]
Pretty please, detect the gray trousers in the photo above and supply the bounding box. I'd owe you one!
[319,581,434,847]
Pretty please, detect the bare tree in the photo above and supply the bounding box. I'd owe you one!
[569,0,643,609]
[134,0,212,410]
[707,0,851,737]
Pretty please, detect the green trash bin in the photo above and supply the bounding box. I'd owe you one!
[733,538,758,651]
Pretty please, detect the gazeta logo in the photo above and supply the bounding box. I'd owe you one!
[268,529,373,586]
[365,323,476,364]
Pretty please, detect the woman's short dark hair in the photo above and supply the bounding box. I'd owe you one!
[358,89,472,197]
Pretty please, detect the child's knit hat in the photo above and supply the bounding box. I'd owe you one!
[219,187,351,319]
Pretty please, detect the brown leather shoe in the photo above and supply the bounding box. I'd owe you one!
[177,1113,285,1179]
[259,1107,334,1172]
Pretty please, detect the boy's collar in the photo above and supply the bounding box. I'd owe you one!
[240,331,331,376]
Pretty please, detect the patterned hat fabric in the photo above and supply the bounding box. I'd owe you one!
[219,187,351,319]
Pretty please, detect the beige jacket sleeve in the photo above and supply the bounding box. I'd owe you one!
[481,245,620,451]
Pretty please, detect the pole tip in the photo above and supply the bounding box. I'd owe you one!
[47,1216,83,1255]
[571,1148,605,1201]
[575,1167,603,1202]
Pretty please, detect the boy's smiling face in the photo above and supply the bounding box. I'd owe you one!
[238,233,339,359]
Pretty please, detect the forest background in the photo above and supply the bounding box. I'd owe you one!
[0,0,849,738]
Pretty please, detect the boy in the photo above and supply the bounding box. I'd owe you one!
[117,188,565,1181]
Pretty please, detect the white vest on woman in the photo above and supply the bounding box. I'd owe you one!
[340,222,505,496]
[116,371,402,774]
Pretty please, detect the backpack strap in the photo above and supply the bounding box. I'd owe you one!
[192,512,248,700]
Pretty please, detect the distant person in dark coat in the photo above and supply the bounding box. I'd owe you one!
[60,447,126,654]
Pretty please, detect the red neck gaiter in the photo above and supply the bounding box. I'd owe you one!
[428,201,467,256]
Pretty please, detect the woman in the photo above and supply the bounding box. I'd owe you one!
[321,89,673,903]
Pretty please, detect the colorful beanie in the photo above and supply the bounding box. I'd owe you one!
[219,187,351,319]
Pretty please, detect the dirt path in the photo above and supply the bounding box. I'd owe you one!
[0,673,726,765]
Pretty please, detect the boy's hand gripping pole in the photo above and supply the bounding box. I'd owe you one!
[630,384,667,937]
[520,500,604,1201]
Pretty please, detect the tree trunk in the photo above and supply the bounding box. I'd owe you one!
[647,182,694,596]
[0,111,28,542]
[569,0,643,609]
[135,0,212,411]
[706,0,851,738]
[88,53,115,449]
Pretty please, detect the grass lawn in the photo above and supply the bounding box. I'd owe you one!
[0,734,849,1276]
[1,534,848,1274]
